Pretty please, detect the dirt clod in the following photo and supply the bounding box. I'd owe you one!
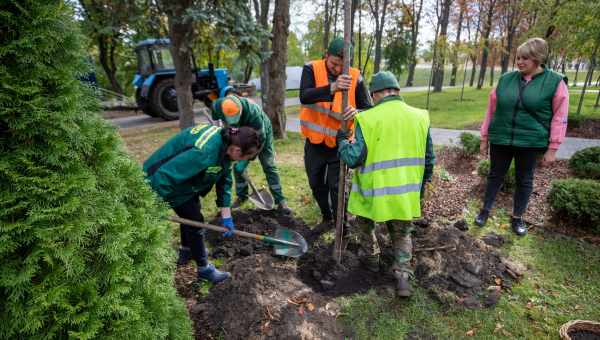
[481,233,505,247]
[453,219,469,231]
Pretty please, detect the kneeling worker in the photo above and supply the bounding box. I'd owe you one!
[337,71,435,297]
[212,94,292,215]
[144,125,261,284]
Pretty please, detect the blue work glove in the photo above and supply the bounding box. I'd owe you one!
[336,128,349,145]
[222,217,236,237]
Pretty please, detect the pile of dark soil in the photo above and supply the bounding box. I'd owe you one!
[195,254,345,339]
[298,220,526,309]
[179,209,526,338]
[568,330,600,340]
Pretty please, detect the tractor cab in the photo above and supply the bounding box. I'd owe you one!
[132,38,241,121]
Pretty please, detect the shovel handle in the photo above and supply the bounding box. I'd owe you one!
[168,216,301,248]
[241,171,268,207]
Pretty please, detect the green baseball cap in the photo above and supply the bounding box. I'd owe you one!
[369,71,400,93]
[327,37,353,58]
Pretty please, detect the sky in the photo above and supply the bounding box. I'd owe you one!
[289,0,438,51]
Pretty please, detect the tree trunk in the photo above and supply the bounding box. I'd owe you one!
[577,44,598,115]
[358,3,362,69]
[489,43,497,87]
[477,0,496,90]
[258,0,271,110]
[433,0,453,92]
[166,0,195,129]
[469,10,481,87]
[573,58,580,86]
[97,36,124,95]
[323,0,331,51]
[449,2,464,87]
[500,0,519,74]
[266,0,289,139]
[333,0,340,37]
[405,0,424,87]
[370,0,389,73]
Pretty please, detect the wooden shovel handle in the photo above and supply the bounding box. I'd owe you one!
[169,216,262,241]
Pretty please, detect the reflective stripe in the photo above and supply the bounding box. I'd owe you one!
[360,157,425,174]
[299,120,338,137]
[194,126,220,149]
[302,104,343,120]
[352,183,422,197]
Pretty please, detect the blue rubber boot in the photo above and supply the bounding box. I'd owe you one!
[197,263,230,284]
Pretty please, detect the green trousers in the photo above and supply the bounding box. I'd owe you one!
[355,216,414,274]
[233,125,286,204]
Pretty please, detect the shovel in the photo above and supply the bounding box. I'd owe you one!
[241,171,275,210]
[169,216,308,258]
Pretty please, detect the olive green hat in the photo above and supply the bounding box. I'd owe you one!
[327,37,353,58]
[369,71,400,94]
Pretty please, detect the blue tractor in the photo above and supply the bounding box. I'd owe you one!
[132,39,253,120]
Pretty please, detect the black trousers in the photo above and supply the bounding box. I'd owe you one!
[304,140,340,221]
[482,144,545,217]
[172,195,208,267]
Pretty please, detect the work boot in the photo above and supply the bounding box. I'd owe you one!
[393,270,412,298]
[176,247,192,266]
[231,197,247,209]
[511,217,527,236]
[277,201,293,215]
[197,263,231,284]
[474,209,490,227]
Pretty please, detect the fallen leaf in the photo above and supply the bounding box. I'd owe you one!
[495,278,502,285]
[574,304,581,310]
[307,303,315,311]
[466,329,475,337]
[494,323,503,333]
[526,301,533,309]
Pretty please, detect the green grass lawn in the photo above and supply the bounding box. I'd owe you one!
[124,128,600,339]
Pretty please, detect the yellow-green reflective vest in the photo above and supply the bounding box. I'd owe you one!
[348,97,429,222]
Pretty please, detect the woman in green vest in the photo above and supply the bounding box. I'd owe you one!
[144,126,261,284]
[475,37,569,236]
[337,71,435,298]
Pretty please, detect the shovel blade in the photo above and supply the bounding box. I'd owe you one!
[273,227,308,258]
[248,188,275,210]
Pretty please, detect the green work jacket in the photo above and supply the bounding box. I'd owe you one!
[489,67,566,148]
[143,125,233,208]
[346,95,430,222]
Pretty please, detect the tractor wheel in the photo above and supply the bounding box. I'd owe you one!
[136,88,160,117]
[151,78,180,121]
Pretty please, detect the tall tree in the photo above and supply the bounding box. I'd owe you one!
[477,0,498,89]
[78,0,137,94]
[266,0,290,138]
[403,0,425,86]
[323,0,332,51]
[467,2,482,87]
[368,0,390,73]
[432,0,454,92]
[449,0,466,86]
[254,0,271,112]
[499,0,523,74]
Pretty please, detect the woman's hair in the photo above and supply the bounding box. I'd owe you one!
[222,126,261,156]
[517,38,548,65]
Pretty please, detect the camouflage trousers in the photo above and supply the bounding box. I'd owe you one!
[355,216,414,274]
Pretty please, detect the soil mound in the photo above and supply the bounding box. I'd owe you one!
[298,221,526,309]
[196,254,345,340]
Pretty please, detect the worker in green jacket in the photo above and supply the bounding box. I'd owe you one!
[212,94,292,215]
[144,125,261,284]
[337,71,435,298]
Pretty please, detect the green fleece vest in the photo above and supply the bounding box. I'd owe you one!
[348,96,429,222]
[489,68,565,148]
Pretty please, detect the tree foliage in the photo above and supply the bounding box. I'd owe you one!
[0,2,191,338]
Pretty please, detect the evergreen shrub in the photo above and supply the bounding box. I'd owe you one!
[548,179,600,234]
[569,146,600,180]
[0,2,191,338]
[459,132,480,156]
[477,159,516,192]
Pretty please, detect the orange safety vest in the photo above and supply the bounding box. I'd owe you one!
[299,59,360,148]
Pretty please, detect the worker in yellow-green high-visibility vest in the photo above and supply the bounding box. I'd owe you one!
[337,71,435,298]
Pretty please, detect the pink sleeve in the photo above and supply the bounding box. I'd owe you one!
[548,80,569,150]
[480,89,497,139]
